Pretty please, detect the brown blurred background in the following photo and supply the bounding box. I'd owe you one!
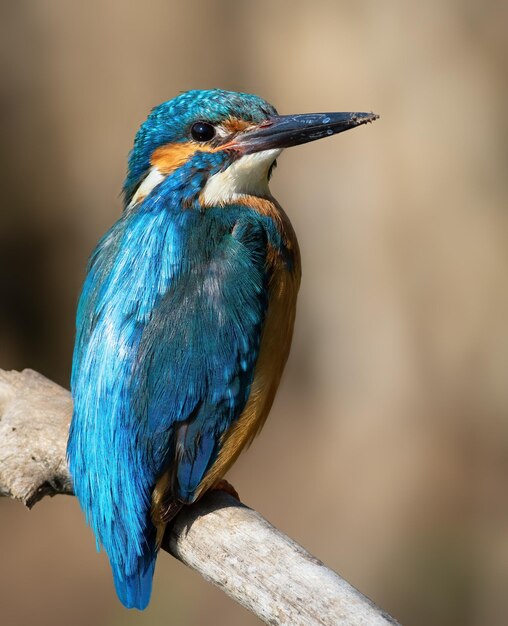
[1,1,508,625]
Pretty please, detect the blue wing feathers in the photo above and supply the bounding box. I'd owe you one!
[134,210,269,499]
[68,196,275,609]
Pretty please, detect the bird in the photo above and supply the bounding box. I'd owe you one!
[67,89,377,610]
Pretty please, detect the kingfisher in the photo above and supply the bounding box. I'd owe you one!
[67,89,377,610]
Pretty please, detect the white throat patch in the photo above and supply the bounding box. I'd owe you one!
[200,148,281,206]
[128,167,165,208]
[127,148,281,209]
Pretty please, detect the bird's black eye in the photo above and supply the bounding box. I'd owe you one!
[191,122,216,142]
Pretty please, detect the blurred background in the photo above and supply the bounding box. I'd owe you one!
[1,1,507,625]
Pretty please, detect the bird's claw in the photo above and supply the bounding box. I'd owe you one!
[212,479,240,501]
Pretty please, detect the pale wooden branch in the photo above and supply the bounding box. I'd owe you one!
[0,368,400,626]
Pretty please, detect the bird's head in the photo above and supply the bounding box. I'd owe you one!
[123,89,377,208]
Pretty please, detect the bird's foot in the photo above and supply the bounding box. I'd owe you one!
[212,479,240,501]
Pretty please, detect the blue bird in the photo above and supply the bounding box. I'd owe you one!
[67,89,377,609]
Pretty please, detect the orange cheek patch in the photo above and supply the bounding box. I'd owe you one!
[151,142,200,175]
[151,141,229,175]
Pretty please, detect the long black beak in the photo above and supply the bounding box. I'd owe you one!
[234,111,379,153]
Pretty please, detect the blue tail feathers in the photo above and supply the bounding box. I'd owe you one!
[112,557,156,610]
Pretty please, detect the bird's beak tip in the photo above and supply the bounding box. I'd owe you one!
[353,112,380,125]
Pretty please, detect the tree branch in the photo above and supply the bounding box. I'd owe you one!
[0,368,400,626]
